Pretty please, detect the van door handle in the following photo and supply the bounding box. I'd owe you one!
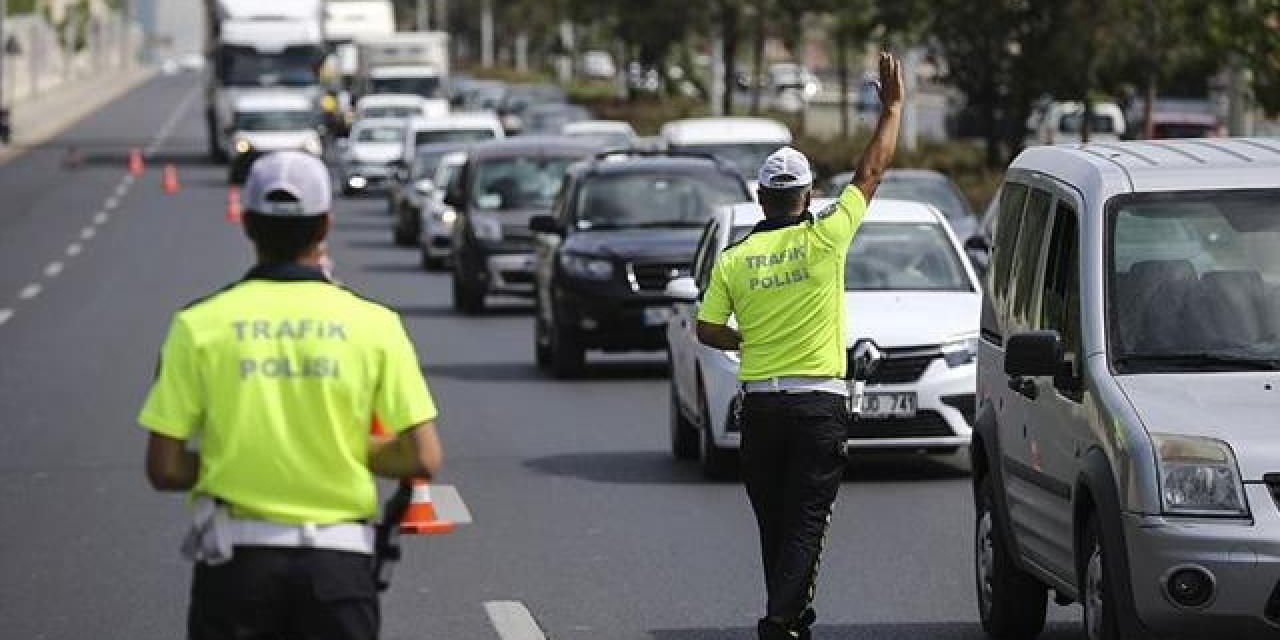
[1008,376,1038,400]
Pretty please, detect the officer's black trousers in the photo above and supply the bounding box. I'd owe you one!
[188,546,379,640]
[740,392,849,636]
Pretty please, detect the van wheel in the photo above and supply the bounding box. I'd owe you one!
[975,475,1047,639]
[669,380,699,460]
[1082,515,1122,640]
[698,387,737,480]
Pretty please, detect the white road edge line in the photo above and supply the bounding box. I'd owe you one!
[80,227,96,240]
[19,284,42,300]
[93,212,110,225]
[66,243,83,257]
[484,601,548,640]
[104,197,119,210]
[0,309,12,326]
[145,83,201,157]
[44,262,64,278]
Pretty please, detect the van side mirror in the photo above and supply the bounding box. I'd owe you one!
[1004,331,1063,378]
[665,276,699,302]
[529,215,562,235]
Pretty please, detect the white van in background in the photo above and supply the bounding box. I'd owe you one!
[1028,101,1126,146]
[660,117,792,191]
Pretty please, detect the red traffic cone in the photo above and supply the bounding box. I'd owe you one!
[128,148,144,176]
[162,164,180,194]
[399,479,455,535]
[225,186,242,223]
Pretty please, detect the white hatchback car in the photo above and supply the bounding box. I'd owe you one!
[666,197,982,477]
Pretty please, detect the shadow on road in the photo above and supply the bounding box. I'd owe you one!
[649,621,1079,640]
[76,149,212,168]
[524,451,707,485]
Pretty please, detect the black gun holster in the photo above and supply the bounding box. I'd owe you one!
[372,481,413,592]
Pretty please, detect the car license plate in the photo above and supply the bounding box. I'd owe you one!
[860,392,917,419]
[643,307,673,326]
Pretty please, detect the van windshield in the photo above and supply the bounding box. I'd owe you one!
[415,129,495,145]
[234,111,315,132]
[1110,190,1280,372]
[670,142,783,179]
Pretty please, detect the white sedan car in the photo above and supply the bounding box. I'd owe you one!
[666,197,982,477]
[417,150,468,270]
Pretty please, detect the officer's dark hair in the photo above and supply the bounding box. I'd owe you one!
[757,185,811,219]
[243,190,329,263]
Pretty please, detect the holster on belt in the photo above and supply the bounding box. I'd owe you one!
[373,481,413,592]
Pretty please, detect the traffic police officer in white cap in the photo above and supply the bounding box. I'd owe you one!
[696,53,904,640]
[140,150,444,640]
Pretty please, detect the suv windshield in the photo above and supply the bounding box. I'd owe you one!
[355,125,403,143]
[234,111,315,132]
[670,143,783,178]
[844,223,972,291]
[575,172,747,230]
[1111,190,1280,372]
[471,156,578,211]
[415,129,495,146]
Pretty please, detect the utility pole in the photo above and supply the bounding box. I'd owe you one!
[416,0,429,31]
[480,0,493,68]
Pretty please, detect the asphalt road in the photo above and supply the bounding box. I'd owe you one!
[0,74,1080,639]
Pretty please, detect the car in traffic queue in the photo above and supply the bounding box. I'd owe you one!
[390,143,469,246]
[563,120,638,150]
[226,92,324,184]
[665,198,981,477]
[529,152,753,378]
[354,93,447,122]
[396,112,504,168]
[973,139,1280,640]
[822,168,979,242]
[496,83,568,135]
[337,117,405,195]
[419,150,468,270]
[522,103,592,135]
[446,137,606,314]
[660,117,792,192]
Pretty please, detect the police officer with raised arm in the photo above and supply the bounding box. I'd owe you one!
[695,52,904,640]
[139,150,444,640]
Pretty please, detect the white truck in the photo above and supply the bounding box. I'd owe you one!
[324,1,396,92]
[203,0,327,161]
[354,32,451,108]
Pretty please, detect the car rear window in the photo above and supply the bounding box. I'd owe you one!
[574,171,749,230]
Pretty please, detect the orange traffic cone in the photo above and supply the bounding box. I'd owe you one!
[162,164,180,194]
[225,186,242,223]
[399,478,455,535]
[128,148,144,176]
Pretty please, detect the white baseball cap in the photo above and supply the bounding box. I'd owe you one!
[242,151,332,216]
[757,146,813,189]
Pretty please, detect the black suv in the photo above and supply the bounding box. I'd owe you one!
[446,137,605,314]
[529,152,752,377]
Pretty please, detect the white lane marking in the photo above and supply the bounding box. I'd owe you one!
[430,485,473,525]
[19,284,42,300]
[0,309,12,326]
[121,174,134,186]
[80,227,96,240]
[104,196,119,210]
[484,601,548,640]
[144,83,201,156]
[93,212,109,225]
[66,243,82,257]
[44,262,64,278]
[114,182,129,198]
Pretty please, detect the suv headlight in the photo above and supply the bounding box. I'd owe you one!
[560,253,614,280]
[1152,434,1248,516]
[302,136,323,156]
[234,138,252,154]
[941,334,978,367]
[472,216,503,242]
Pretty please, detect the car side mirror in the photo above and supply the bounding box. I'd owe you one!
[414,178,436,195]
[529,215,562,235]
[1004,331,1063,378]
[665,276,699,303]
[964,235,990,253]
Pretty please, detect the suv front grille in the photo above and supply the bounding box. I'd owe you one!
[848,346,941,384]
[629,262,689,292]
[849,410,954,439]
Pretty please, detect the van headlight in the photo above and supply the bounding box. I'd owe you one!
[559,253,613,280]
[941,334,979,367]
[1152,434,1248,517]
[234,138,252,154]
[302,137,323,156]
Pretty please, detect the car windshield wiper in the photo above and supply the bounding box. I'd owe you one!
[1115,352,1280,371]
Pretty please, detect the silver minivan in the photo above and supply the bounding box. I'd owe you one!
[972,138,1280,640]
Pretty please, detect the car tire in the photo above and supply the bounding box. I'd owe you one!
[698,385,737,480]
[975,475,1048,639]
[1082,514,1122,640]
[669,379,699,461]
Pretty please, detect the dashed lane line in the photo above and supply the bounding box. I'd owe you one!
[44,262,64,278]
[104,197,119,210]
[484,601,548,640]
[114,182,129,198]
[144,83,201,157]
[93,212,109,225]
[80,227,96,240]
[66,243,82,257]
[19,284,42,300]
[0,309,12,326]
